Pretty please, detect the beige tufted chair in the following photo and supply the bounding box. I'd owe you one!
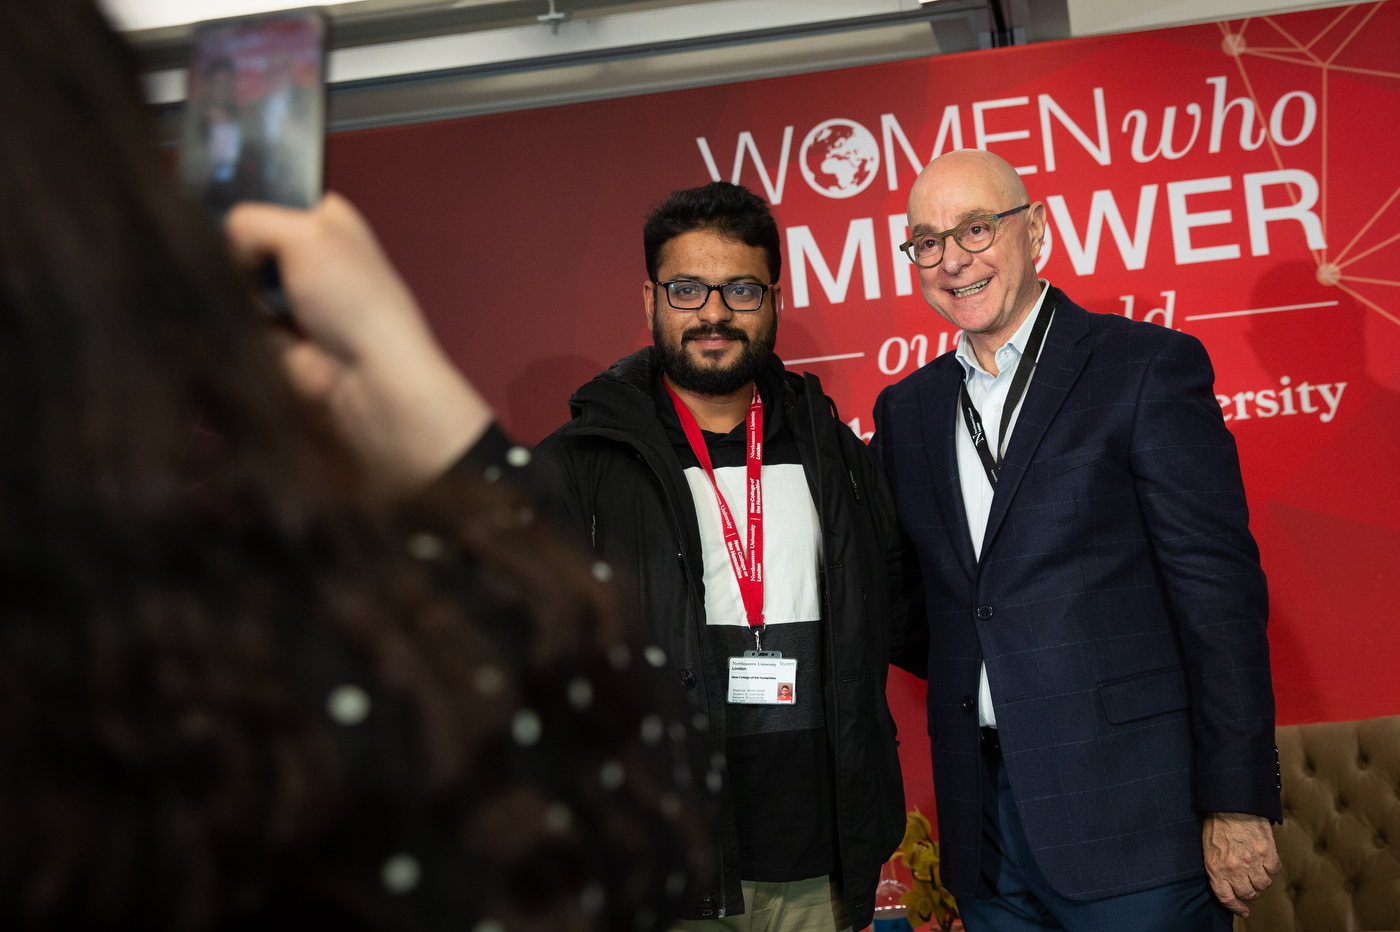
[1236,715,1400,932]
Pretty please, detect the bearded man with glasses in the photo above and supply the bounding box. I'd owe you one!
[871,149,1281,931]
[539,181,928,932]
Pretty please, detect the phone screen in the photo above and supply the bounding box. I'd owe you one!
[178,10,327,217]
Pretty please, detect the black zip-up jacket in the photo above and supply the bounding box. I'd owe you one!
[537,348,927,928]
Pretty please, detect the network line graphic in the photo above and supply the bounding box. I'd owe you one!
[1217,2,1399,327]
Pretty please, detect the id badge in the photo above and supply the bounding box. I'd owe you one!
[727,652,798,705]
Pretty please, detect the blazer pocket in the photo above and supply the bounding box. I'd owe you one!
[1034,447,1108,481]
[1099,666,1191,725]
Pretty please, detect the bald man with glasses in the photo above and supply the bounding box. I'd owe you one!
[871,149,1282,932]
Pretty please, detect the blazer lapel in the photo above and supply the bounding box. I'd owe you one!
[980,296,1092,560]
[917,362,977,580]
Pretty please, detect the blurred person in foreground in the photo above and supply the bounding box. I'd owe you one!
[538,182,927,932]
[0,1,703,929]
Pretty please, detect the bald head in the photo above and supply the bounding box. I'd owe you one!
[909,149,1028,221]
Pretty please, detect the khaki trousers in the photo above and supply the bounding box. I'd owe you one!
[670,876,852,932]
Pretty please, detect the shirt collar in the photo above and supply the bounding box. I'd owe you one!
[954,279,1051,380]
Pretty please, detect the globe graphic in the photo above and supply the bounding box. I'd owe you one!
[799,119,880,199]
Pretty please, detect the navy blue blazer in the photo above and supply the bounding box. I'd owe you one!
[871,291,1280,902]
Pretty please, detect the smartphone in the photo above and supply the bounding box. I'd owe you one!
[178,9,328,217]
[179,9,327,324]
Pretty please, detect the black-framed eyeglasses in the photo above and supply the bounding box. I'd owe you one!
[653,279,774,313]
[900,204,1030,268]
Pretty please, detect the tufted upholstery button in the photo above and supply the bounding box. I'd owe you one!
[976,605,993,620]
[679,669,695,689]
[962,695,975,713]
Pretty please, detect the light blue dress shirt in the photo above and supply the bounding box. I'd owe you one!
[952,281,1052,729]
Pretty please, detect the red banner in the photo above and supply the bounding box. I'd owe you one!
[328,3,1400,822]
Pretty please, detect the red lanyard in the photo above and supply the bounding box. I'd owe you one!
[665,381,765,633]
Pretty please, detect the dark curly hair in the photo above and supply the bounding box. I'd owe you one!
[642,181,781,283]
[0,1,704,929]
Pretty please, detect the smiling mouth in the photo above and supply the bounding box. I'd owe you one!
[951,278,991,298]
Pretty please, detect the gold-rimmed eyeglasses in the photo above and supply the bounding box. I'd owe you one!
[900,204,1030,268]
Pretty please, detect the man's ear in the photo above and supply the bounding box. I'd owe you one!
[1026,201,1048,257]
[771,283,784,324]
[643,279,657,330]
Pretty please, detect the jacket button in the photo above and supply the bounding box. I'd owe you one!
[976,605,993,620]
[699,896,715,918]
[679,669,696,689]
[962,695,975,713]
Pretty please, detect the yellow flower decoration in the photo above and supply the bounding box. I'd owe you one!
[891,809,960,928]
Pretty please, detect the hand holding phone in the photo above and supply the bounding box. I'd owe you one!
[225,195,493,492]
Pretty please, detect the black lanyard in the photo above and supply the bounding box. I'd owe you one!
[958,290,1059,488]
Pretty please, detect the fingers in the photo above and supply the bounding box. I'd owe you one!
[280,340,340,401]
[1207,856,1262,916]
[225,192,420,358]
[1208,870,1250,917]
[1203,812,1279,919]
[226,192,491,490]
[224,193,381,280]
[1265,835,1284,876]
[225,199,314,268]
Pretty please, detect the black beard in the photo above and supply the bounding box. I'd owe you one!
[654,314,777,397]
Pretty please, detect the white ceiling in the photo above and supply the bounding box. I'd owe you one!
[101,0,341,32]
[135,0,935,105]
[120,0,1363,134]
[1066,0,1354,35]
[102,0,1358,35]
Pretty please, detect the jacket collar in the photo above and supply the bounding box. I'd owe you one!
[564,346,662,434]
